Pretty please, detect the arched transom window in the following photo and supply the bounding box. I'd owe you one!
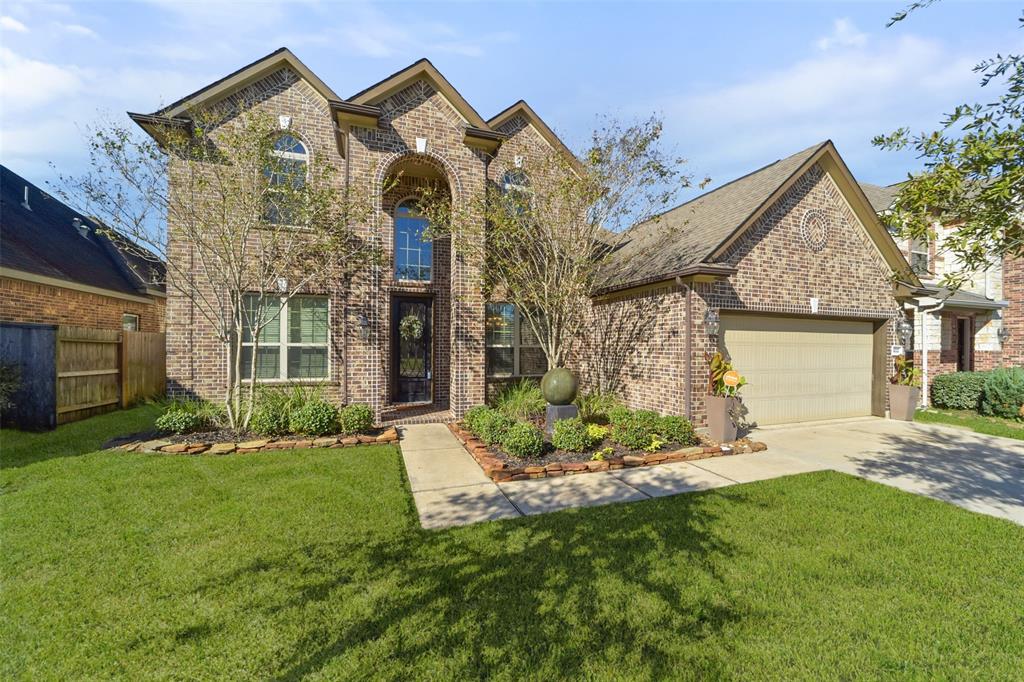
[265,134,308,224]
[394,200,432,282]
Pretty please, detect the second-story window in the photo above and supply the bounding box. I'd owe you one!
[265,134,308,225]
[394,199,432,282]
[910,236,930,276]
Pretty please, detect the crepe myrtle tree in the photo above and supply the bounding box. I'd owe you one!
[418,115,704,374]
[56,103,380,428]
[873,2,1023,286]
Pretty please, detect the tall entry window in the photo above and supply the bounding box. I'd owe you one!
[394,200,432,282]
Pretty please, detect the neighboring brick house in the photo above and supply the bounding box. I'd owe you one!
[133,49,922,428]
[860,181,1019,404]
[0,165,165,333]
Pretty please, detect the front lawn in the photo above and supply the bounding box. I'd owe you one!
[916,407,1024,441]
[3,407,1024,679]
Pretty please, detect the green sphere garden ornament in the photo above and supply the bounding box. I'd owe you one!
[541,367,578,405]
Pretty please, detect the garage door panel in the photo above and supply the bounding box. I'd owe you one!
[721,315,873,426]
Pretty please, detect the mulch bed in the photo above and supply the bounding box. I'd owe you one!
[448,422,767,483]
[102,427,399,455]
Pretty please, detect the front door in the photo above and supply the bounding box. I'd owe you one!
[392,296,432,403]
[957,318,972,371]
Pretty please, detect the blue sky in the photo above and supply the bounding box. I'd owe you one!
[1,1,1020,201]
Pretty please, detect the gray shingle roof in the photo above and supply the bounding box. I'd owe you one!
[859,182,902,213]
[601,142,827,290]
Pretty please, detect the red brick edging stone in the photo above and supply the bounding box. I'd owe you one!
[112,428,399,455]
[447,423,766,483]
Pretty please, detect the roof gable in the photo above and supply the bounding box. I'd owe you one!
[348,58,490,129]
[602,141,917,292]
[157,48,340,119]
[487,100,577,163]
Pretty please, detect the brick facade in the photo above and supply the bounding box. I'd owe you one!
[581,163,902,426]
[1003,256,1024,366]
[0,276,164,332]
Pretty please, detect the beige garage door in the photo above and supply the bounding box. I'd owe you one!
[720,315,874,426]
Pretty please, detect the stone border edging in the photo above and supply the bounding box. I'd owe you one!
[113,427,400,455]
[448,423,766,482]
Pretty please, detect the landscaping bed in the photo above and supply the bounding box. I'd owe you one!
[104,427,398,455]
[450,397,766,483]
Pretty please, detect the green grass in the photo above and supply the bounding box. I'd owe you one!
[916,407,1024,440]
[3,407,1024,679]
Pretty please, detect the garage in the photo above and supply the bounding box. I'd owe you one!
[719,314,876,426]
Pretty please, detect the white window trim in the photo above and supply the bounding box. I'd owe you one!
[240,294,330,383]
[486,302,545,378]
[266,134,310,227]
[910,236,930,275]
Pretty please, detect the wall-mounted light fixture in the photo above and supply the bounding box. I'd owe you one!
[358,313,371,341]
[704,307,720,339]
[998,325,1011,346]
[897,316,914,348]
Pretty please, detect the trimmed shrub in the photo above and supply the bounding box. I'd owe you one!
[552,417,593,452]
[289,399,339,436]
[338,403,374,435]
[632,410,661,431]
[493,379,546,420]
[477,410,515,446]
[980,367,1024,420]
[607,405,633,427]
[155,399,223,435]
[657,415,697,445]
[586,423,609,444]
[611,411,657,450]
[462,405,492,435]
[501,422,545,458]
[575,391,623,424]
[931,371,989,410]
[155,407,203,435]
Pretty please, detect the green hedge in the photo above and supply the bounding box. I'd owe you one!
[980,367,1024,420]
[931,371,990,411]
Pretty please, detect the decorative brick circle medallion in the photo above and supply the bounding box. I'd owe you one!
[800,209,830,252]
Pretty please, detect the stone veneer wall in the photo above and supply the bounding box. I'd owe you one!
[0,276,164,332]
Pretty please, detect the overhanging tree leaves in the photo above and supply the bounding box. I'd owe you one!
[418,115,702,370]
[873,3,1023,286]
[56,102,379,428]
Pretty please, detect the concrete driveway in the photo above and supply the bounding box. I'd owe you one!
[752,417,1024,525]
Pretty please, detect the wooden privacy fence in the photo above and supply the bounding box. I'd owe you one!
[56,326,166,425]
[0,323,166,429]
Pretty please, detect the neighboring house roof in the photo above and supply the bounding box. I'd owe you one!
[0,165,165,299]
[599,141,918,294]
[914,286,1008,311]
[859,182,903,213]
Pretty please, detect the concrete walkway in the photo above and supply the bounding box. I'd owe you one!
[399,423,823,528]
[399,424,519,528]
[401,417,1024,529]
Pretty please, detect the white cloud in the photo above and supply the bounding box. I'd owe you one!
[0,47,83,112]
[816,18,867,51]
[61,23,98,38]
[0,15,28,32]
[662,32,981,181]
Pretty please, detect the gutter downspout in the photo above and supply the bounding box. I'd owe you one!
[677,276,693,419]
[916,297,949,407]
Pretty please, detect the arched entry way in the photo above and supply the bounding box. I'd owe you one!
[379,154,454,409]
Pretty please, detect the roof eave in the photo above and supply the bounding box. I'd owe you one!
[593,263,738,297]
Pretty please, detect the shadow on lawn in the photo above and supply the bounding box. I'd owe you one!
[852,426,1024,511]
[194,490,751,679]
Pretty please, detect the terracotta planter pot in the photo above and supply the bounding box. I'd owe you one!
[706,395,739,442]
[888,384,920,421]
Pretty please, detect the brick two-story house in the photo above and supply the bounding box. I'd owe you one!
[135,48,927,428]
[861,182,1022,403]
